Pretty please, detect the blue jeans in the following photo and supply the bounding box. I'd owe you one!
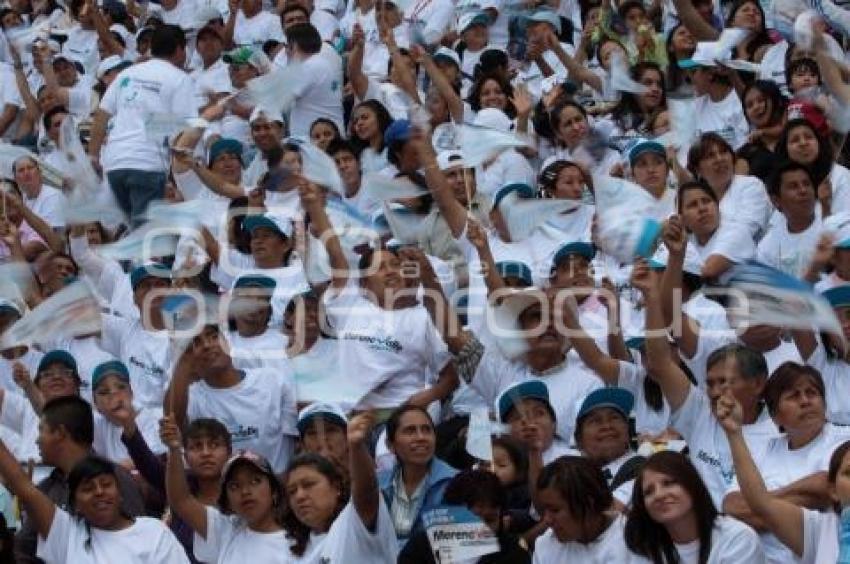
[107,169,166,225]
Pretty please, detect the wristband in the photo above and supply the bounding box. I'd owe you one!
[186,117,210,129]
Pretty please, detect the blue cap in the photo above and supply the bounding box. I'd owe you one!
[36,350,78,377]
[823,286,850,309]
[296,402,349,435]
[243,213,293,239]
[492,182,535,210]
[208,138,244,166]
[628,139,666,168]
[130,263,172,291]
[497,380,553,423]
[525,8,561,34]
[551,242,596,270]
[648,258,666,270]
[384,119,412,145]
[0,299,22,317]
[677,58,706,70]
[577,387,634,422]
[91,360,131,391]
[233,274,277,290]
[836,238,850,249]
[625,336,645,350]
[496,261,533,287]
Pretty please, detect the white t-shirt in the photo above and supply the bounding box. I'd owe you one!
[62,25,100,77]
[403,0,455,45]
[533,514,630,562]
[149,0,200,30]
[98,315,173,409]
[93,406,165,464]
[37,510,189,564]
[186,367,297,473]
[801,508,839,564]
[324,284,452,410]
[288,51,344,138]
[471,348,603,442]
[628,515,765,563]
[671,386,778,507]
[233,10,285,47]
[726,423,850,564]
[720,175,773,241]
[807,344,850,425]
[24,184,68,228]
[293,498,398,563]
[694,90,749,150]
[194,506,289,563]
[690,221,756,270]
[99,58,198,172]
[191,59,233,110]
[757,215,821,279]
[475,149,536,198]
[0,389,40,462]
[618,361,671,436]
[830,164,850,217]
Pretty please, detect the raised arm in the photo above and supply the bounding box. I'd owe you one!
[465,220,505,300]
[6,191,63,254]
[162,413,209,538]
[560,292,621,384]
[659,216,700,358]
[670,0,719,40]
[546,30,603,93]
[298,181,349,290]
[162,346,197,431]
[347,24,369,101]
[347,412,380,528]
[413,45,463,123]
[0,429,55,539]
[632,260,691,411]
[414,134,467,238]
[717,393,806,556]
[88,0,125,57]
[383,27,420,104]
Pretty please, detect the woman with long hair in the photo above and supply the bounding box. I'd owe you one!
[719,393,850,563]
[671,0,772,63]
[625,451,763,563]
[666,24,696,95]
[350,100,394,175]
[736,80,787,180]
[467,72,517,119]
[610,62,668,138]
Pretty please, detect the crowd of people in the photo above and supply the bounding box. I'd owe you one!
[0,0,850,560]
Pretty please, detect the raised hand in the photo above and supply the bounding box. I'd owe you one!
[11,363,33,392]
[662,214,687,255]
[714,390,743,434]
[630,258,656,294]
[510,85,533,118]
[351,23,365,49]
[159,414,183,450]
[466,218,488,251]
[347,411,375,446]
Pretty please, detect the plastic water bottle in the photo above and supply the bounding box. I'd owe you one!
[838,506,850,564]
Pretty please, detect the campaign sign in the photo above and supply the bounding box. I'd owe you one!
[423,506,499,564]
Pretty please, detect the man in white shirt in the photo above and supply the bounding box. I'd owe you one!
[167,324,297,473]
[191,24,231,111]
[285,23,344,137]
[88,25,198,223]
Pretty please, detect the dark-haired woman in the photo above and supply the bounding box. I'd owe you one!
[625,451,764,563]
[378,405,458,547]
[736,81,787,180]
[776,118,850,216]
[719,393,850,564]
[167,411,398,562]
[671,0,772,63]
[350,100,394,175]
[609,62,668,140]
[533,456,630,560]
[721,362,850,564]
[0,441,188,563]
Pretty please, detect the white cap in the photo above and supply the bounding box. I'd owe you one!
[526,9,561,34]
[0,298,23,317]
[433,46,461,68]
[109,23,133,48]
[458,11,491,33]
[297,402,348,434]
[249,105,284,124]
[96,55,128,80]
[437,150,466,171]
[473,108,513,132]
